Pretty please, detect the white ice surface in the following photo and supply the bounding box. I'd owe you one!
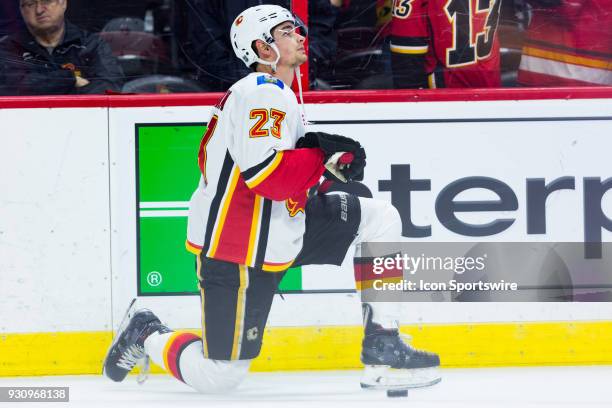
[1,366,611,408]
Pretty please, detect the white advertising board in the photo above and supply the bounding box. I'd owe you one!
[0,97,611,333]
[108,97,612,329]
[0,108,112,333]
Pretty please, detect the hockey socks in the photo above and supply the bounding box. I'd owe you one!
[354,255,402,329]
[144,331,200,383]
[144,330,251,393]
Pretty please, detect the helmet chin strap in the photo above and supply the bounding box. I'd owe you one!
[295,65,309,125]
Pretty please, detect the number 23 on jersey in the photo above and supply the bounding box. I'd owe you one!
[249,108,287,139]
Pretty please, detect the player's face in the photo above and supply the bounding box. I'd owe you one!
[20,0,67,34]
[272,22,307,68]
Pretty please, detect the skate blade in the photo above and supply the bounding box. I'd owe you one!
[136,355,150,385]
[102,298,138,375]
[360,365,441,390]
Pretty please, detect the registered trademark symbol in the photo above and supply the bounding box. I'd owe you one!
[147,271,162,287]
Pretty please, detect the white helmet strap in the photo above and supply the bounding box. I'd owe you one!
[295,65,310,125]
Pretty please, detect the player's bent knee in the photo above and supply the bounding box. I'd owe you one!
[358,198,402,242]
[386,203,402,237]
[188,359,251,394]
[382,201,402,237]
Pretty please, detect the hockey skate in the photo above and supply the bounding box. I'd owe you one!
[103,299,170,383]
[360,304,441,390]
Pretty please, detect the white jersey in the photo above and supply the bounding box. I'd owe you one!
[186,72,325,272]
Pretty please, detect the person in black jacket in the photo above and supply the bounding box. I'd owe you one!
[0,0,123,95]
[184,0,339,91]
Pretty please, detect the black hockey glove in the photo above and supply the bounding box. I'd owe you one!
[295,132,320,149]
[297,132,366,183]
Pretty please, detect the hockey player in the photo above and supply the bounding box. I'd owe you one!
[389,0,502,88]
[103,4,440,393]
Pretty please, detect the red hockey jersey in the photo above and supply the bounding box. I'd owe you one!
[390,0,502,88]
[518,0,612,86]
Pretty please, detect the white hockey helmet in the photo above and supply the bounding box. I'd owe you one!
[230,4,300,70]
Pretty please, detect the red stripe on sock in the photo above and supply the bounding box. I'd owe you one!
[166,333,200,382]
[354,258,403,283]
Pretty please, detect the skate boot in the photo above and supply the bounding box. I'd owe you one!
[360,304,441,389]
[103,300,171,383]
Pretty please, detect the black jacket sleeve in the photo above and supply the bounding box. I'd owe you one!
[391,51,427,89]
[77,33,123,94]
[0,37,76,95]
[15,68,77,95]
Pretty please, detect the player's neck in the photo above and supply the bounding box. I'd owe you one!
[256,65,294,87]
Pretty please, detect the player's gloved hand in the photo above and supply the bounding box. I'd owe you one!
[324,151,354,183]
[342,146,365,182]
[295,132,320,149]
[297,132,366,183]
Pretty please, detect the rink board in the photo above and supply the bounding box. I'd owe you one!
[3,321,612,376]
[1,89,612,376]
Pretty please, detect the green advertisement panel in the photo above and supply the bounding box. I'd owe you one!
[136,124,301,295]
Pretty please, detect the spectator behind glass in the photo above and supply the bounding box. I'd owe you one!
[0,0,123,95]
[185,0,339,91]
[390,0,502,88]
[518,0,612,86]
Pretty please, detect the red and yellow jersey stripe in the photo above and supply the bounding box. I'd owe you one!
[201,148,324,269]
